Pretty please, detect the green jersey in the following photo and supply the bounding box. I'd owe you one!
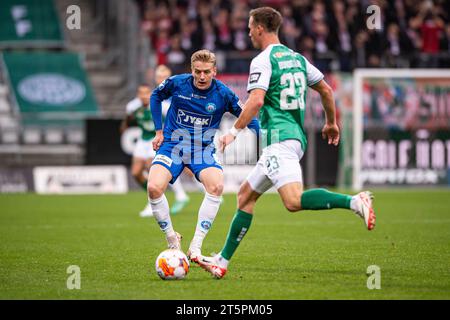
[247,44,324,150]
[126,98,155,140]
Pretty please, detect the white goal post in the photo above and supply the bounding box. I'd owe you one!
[352,69,450,190]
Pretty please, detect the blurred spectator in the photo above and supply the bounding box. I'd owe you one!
[167,34,188,74]
[137,0,450,72]
[385,23,414,67]
[419,11,444,66]
[214,8,233,50]
[440,24,450,66]
[279,5,301,50]
[154,30,170,66]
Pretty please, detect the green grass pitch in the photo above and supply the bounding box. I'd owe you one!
[1,189,449,299]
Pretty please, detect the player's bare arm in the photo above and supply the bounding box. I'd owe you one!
[310,79,340,146]
[219,88,265,152]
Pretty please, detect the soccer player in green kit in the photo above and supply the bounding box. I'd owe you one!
[120,65,189,217]
[197,7,376,279]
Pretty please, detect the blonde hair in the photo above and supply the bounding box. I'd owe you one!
[191,49,216,67]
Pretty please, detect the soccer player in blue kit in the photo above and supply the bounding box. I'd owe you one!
[147,49,260,262]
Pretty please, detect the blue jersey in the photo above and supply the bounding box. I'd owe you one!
[150,74,259,183]
[150,74,259,147]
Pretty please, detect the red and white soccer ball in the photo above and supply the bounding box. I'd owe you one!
[155,249,190,280]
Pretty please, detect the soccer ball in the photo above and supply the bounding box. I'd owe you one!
[155,249,190,280]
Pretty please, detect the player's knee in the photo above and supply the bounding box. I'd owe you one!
[205,183,223,196]
[147,182,164,199]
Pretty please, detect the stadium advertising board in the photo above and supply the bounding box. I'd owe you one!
[0,168,33,193]
[0,0,64,48]
[361,76,450,186]
[33,166,128,194]
[2,52,98,117]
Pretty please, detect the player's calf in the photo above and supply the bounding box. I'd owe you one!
[237,181,260,213]
[282,198,302,212]
[278,183,303,212]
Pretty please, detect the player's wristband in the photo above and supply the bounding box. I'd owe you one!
[229,125,242,137]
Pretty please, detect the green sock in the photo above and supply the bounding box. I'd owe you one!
[301,188,351,210]
[220,209,253,260]
[141,181,147,191]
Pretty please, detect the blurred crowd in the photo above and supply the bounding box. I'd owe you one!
[136,0,450,73]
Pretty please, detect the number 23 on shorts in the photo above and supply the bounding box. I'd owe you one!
[265,155,280,174]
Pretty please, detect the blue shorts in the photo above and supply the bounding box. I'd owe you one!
[152,140,222,183]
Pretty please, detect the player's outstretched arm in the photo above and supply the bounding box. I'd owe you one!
[219,89,265,152]
[310,80,340,146]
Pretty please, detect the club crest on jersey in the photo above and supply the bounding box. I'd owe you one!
[249,72,261,84]
[177,109,212,127]
[205,103,216,113]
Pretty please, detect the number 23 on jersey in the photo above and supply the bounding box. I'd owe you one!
[280,72,306,110]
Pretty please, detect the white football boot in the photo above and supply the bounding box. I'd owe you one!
[139,203,153,218]
[196,254,227,279]
[186,247,201,264]
[353,191,376,230]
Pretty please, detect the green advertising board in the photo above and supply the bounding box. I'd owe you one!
[0,0,64,48]
[2,51,98,121]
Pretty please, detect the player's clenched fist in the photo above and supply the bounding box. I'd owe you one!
[152,131,164,151]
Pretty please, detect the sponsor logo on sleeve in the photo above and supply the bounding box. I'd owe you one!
[249,72,261,84]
